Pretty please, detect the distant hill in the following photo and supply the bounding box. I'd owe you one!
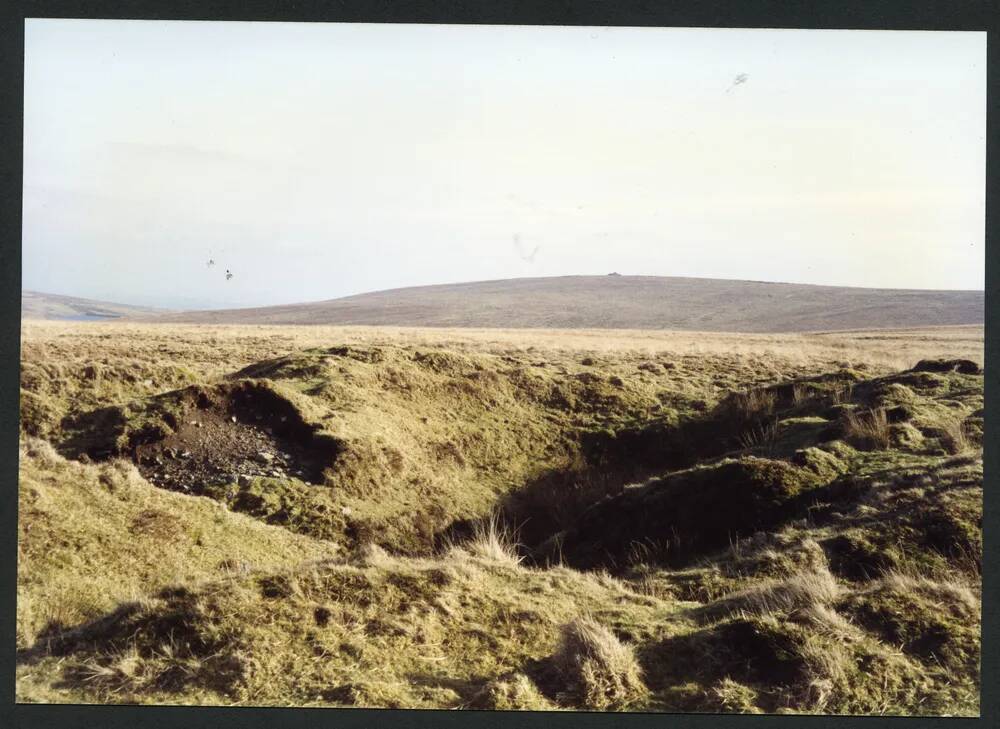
[22,291,168,321]
[137,275,984,333]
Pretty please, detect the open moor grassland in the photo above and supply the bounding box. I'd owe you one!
[17,321,983,714]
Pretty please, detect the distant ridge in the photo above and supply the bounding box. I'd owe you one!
[135,275,984,333]
[22,291,169,321]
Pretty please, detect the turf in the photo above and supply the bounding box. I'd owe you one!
[16,321,983,714]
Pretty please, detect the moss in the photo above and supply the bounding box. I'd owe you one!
[912,491,982,568]
[791,447,847,482]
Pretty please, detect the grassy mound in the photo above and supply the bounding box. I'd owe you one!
[16,438,334,649]
[17,550,679,708]
[17,545,978,715]
[554,456,834,570]
[841,572,981,673]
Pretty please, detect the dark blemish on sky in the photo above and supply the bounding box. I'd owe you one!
[726,73,749,94]
[513,234,540,263]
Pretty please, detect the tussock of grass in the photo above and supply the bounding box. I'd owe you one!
[738,418,779,453]
[709,678,763,713]
[843,408,891,449]
[468,673,555,711]
[350,542,394,568]
[722,566,842,618]
[462,514,524,566]
[938,418,970,455]
[732,388,777,421]
[551,616,648,710]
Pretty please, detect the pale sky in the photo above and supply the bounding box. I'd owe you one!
[23,20,986,310]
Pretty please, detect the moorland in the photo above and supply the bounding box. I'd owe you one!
[16,320,984,714]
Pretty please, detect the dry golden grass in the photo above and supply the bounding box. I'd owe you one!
[15,320,984,714]
[843,408,892,450]
[459,513,524,567]
[724,566,843,618]
[552,616,648,710]
[21,319,985,363]
[939,417,972,456]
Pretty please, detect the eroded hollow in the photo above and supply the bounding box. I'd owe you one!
[103,382,341,494]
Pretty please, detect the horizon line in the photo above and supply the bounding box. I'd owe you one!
[22,271,987,313]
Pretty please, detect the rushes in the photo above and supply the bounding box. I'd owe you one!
[843,408,890,450]
[829,381,854,406]
[732,388,777,421]
[738,418,779,454]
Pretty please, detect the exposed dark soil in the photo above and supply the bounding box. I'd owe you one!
[131,383,341,494]
[547,456,834,571]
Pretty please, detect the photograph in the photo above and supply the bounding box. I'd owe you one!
[16,19,985,715]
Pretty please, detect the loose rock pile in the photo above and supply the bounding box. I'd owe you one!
[133,405,326,493]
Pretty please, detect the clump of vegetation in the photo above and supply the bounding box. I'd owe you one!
[707,678,763,713]
[938,417,971,455]
[731,388,777,421]
[468,673,555,711]
[459,513,524,566]
[716,566,842,618]
[843,408,891,449]
[550,617,648,710]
